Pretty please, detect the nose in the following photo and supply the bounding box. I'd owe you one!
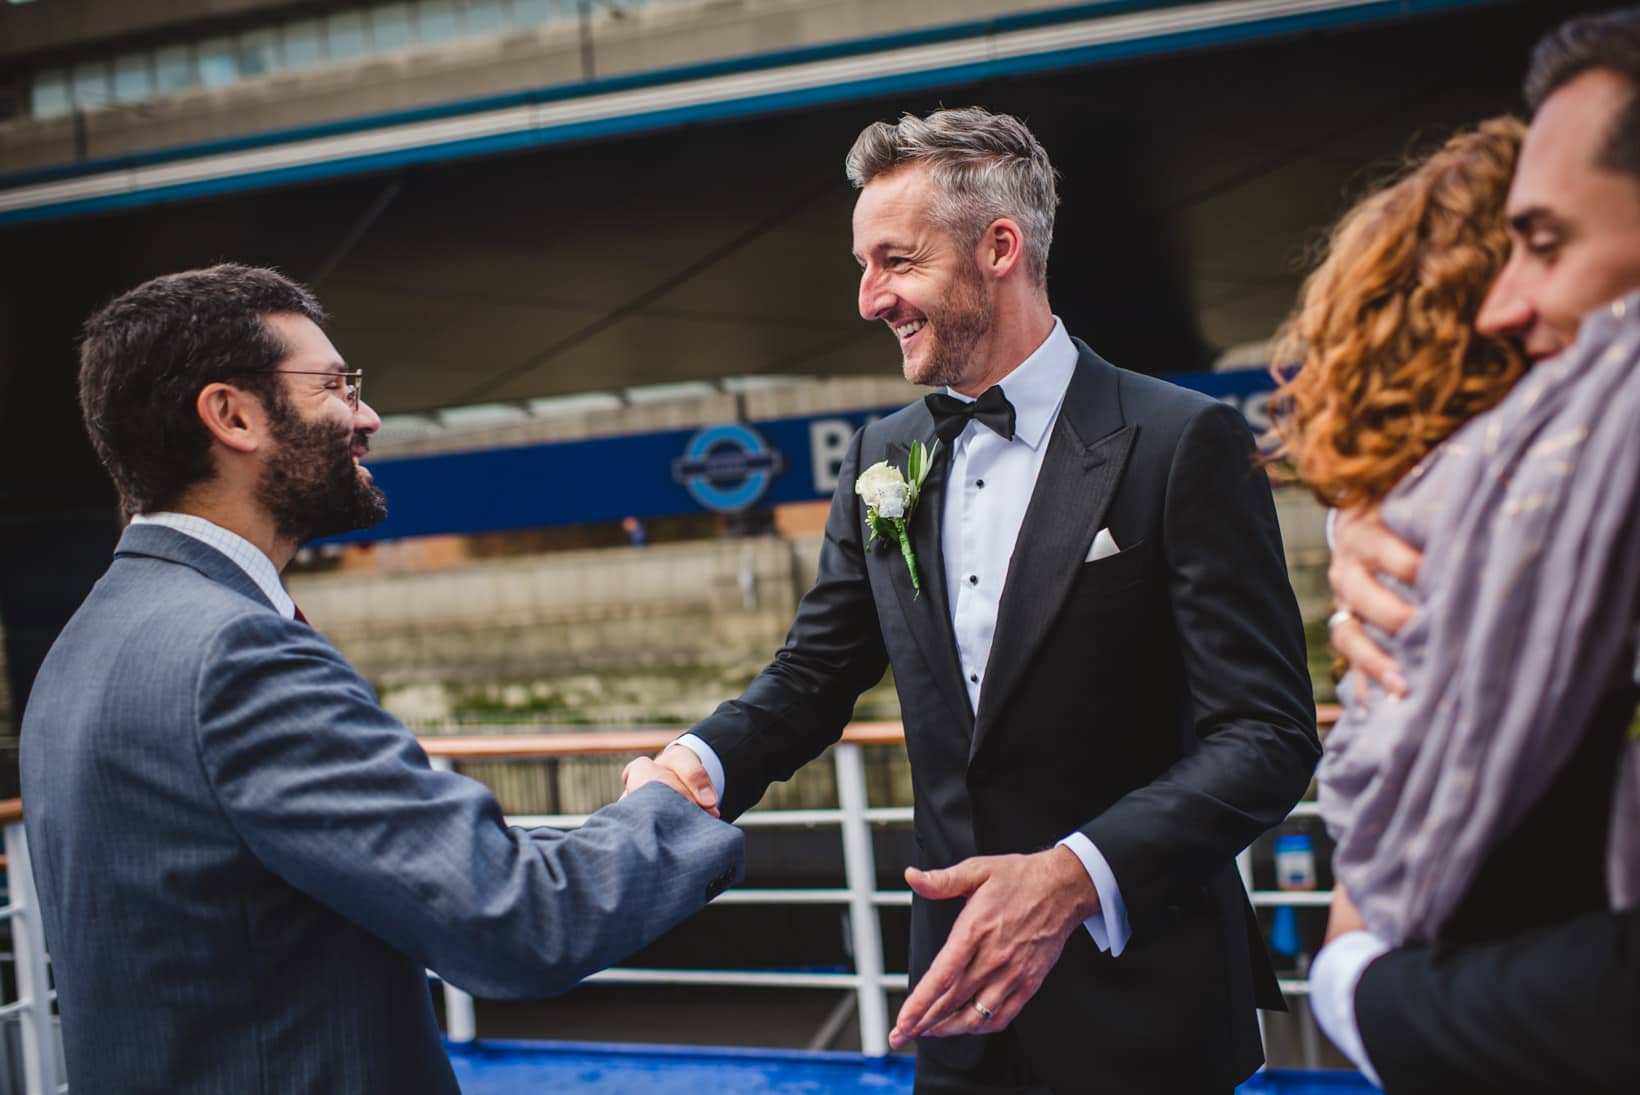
[859,269,895,322]
[353,397,382,436]
[1476,258,1532,339]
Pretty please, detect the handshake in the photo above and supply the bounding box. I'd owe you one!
[620,744,720,817]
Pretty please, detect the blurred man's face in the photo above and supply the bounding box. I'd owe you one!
[257,314,387,543]
[1478,68,1640,360]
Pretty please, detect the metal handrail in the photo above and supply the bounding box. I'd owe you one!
[0,705,1342,1086]
[0,801,63,1095]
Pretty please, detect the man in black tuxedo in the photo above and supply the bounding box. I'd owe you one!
[649,107,1317,1093]
[1316,9,1640,1092]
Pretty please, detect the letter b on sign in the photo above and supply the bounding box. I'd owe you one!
[810,419,854,494]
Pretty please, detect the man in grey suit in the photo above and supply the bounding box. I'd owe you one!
[19,264,743,1094]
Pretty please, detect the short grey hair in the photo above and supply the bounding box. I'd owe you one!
[845,106,1059,285]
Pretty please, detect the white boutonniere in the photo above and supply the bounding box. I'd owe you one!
[855,439,940,594]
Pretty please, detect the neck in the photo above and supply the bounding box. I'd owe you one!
[950,292,1055,398]
[167,489,297,573]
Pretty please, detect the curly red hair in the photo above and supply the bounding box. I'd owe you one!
[1269,117,1528,508]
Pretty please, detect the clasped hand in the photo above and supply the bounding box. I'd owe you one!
[619,744,720,817]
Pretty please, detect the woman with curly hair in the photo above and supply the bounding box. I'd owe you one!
[1270,116,1528,509]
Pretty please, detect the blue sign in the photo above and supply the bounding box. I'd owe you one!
[334,366,1277,543]
[671,423,785,512]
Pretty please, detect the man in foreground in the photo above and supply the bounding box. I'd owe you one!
[652,107,1318,1092]
[20,265,743,1093]
[1314,9,1640,1090]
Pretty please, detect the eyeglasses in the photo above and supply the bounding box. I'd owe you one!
[241,370,364,410]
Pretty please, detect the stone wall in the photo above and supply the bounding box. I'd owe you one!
[289,486,1329,702]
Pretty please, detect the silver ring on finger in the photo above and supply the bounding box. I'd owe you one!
[970,999,994,1021]
[1327,607,1354,631]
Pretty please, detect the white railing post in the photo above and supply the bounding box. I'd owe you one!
[425,757,477,1044]
[833,742,889,1055]
[5,822,63,1095]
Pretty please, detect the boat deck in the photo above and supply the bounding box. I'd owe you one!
[445,1040,1376,1093]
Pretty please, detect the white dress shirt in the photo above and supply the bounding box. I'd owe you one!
[679,317,1131,955]
[1310,929,1389,1086]
[129,512,296,620]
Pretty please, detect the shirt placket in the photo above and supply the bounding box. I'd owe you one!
[955,431,991,712]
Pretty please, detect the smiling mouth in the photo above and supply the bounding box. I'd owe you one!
[892,318,927,341]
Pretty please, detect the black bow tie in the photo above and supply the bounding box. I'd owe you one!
[925,386,1017,446]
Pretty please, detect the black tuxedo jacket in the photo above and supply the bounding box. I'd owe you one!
[1355,679,1640,1093]
[692,342,1318,1091]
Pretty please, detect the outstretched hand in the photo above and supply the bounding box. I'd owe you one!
[621,745,720,817]
[888,847,1098,1049]
[1328,505,1421,702]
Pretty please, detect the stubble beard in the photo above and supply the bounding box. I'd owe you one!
[902,260,992,389]
[258,407,388,545]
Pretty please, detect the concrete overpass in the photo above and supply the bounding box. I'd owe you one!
[0,0,1615,745]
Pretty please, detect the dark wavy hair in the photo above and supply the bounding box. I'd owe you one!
[1268,118,1528,508]
[78,265,324,515]
[1526,7,1640,187]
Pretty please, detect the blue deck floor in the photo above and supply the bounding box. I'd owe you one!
[446,1040,1377,1093]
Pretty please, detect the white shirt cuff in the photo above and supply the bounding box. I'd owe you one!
[1311,930,1390,1087]
[1056,832,1132,956]
[669,733,726,803]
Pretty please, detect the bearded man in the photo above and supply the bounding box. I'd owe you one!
[19,264,743,1094]
[651,108,1319,1093]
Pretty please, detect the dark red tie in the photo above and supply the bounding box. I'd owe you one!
[293,604,309,625]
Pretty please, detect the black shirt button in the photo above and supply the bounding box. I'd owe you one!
[969,575,978,585]
[976,479,985,488]
[969,673,979,683]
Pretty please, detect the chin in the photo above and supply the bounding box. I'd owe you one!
[901,355,935,387]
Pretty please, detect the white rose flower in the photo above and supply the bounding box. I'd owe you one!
[855,462,911,518]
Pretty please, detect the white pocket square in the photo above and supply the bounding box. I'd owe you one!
[1085,527,1120,562]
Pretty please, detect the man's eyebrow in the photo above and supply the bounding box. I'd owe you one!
[1507,206,1558,235]
[854,239,912,259]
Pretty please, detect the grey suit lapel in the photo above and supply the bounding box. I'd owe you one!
[884,419,975,735]
[972,346,1136,759]
[115,523,279,613]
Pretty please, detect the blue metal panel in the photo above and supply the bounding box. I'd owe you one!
[0,0,1505,225]
[443,1039,1376,1093]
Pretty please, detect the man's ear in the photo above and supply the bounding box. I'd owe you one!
[976,217,1027,281]
[195,382,266,455]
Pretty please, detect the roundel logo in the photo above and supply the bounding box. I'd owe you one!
[671,423,786,513]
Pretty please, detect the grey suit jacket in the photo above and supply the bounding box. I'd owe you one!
[20,524,743,1094]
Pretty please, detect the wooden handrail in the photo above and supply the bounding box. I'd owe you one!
[417,720,909,760]
[418,710,1342,761]
[0,712,1342,819]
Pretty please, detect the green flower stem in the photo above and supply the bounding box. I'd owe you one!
[893,516,921,595]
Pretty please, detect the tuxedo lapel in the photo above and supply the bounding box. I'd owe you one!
[885,425,975,735]
[972,347,1136,759]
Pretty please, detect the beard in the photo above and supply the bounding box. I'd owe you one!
[904,259,992,389]
[257,407,388,545]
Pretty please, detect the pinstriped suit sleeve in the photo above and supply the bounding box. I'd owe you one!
[194,611,744,999]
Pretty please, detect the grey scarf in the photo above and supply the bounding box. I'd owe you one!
[1320,292,1640,945]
